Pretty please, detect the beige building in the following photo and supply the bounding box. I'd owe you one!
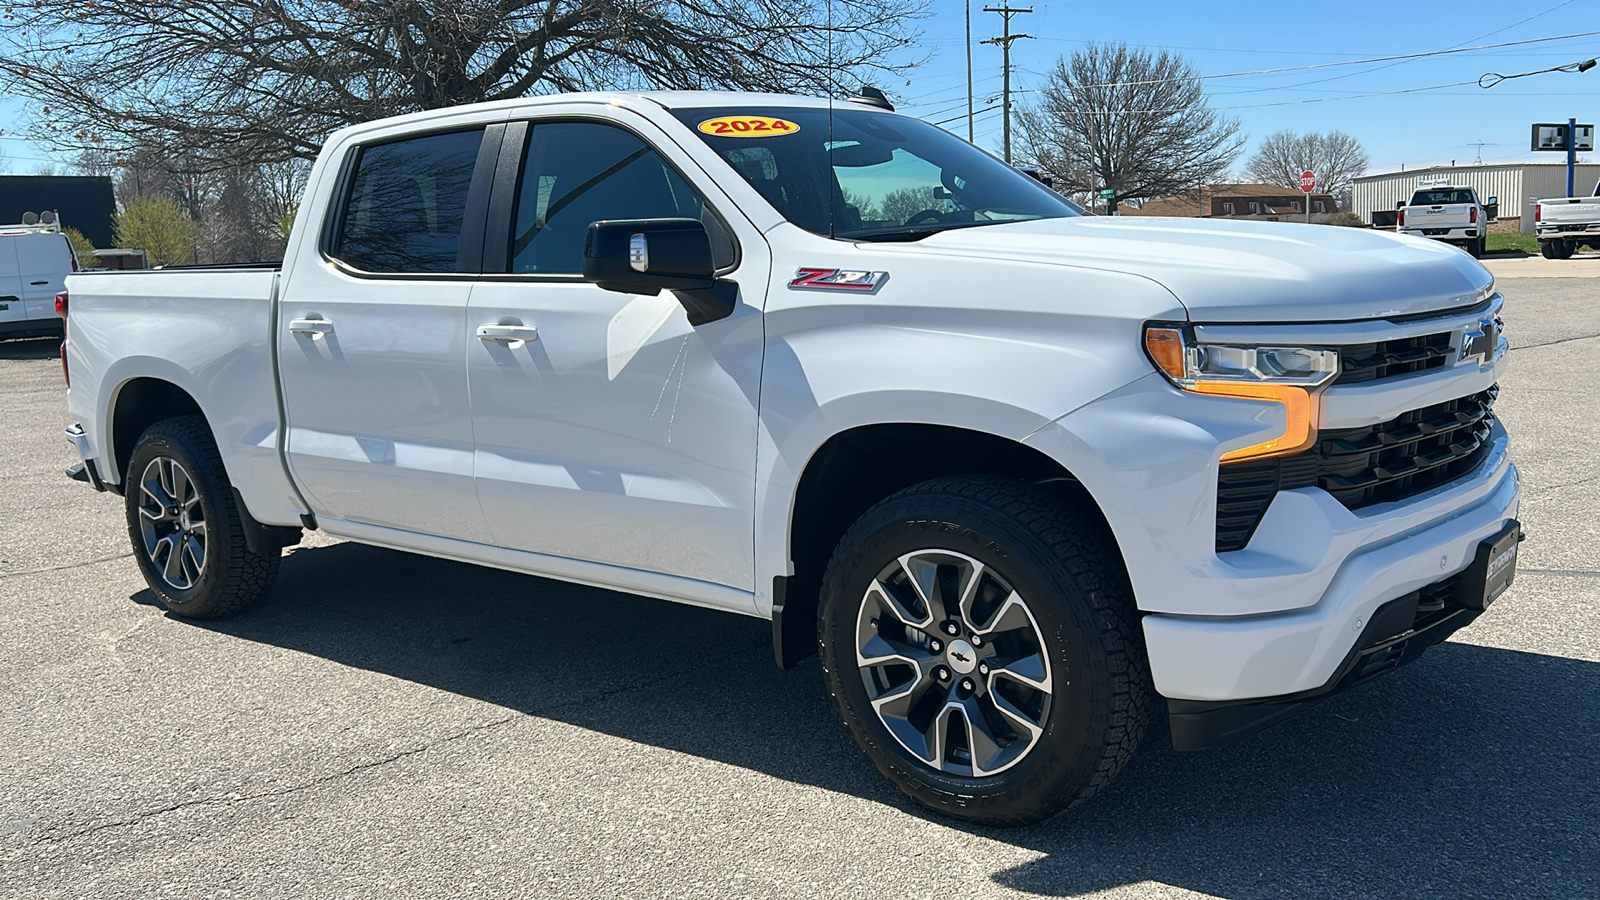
[1124,183,1341,221]
[1352,163,1600,233]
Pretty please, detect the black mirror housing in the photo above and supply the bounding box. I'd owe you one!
[583,218,736,326]
[584,218,715,294]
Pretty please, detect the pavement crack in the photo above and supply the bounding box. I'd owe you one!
[1509,332,1600,352]
[1519,567,1600,578]
[34,641,769,846]
[39,712,523,845]
[0,551,135,581]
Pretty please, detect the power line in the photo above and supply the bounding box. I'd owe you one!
[1077,31,1600,89]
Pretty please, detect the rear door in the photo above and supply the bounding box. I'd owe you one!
[16,233,72,321]
[277,121,502,542]
[464,114,769,591]
[0,236,23,331]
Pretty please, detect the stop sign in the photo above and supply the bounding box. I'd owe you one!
[1300,170,1316,193]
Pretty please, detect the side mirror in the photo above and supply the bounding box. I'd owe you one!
[1015,166,1054,188]
[583,218,735,325]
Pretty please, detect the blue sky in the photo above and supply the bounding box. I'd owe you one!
[886,0,1600,174]
[2,0,1597,177]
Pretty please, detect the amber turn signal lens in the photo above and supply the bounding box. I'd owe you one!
[1192,382,1319,462]
[1144,327,1187,381]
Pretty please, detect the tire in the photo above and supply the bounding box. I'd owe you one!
[1540,240,1560,259]
[1474,237,1487,258]
[1466,238,1482,258]
[124,415,280,617]
[818,475,1152,826]
[1556,240,1577,260]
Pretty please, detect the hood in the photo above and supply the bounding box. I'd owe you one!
[884,215,1494,323]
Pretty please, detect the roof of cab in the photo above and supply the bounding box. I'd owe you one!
[324,91,872,145]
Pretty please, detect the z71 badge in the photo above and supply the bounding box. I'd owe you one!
[788,268,888,292]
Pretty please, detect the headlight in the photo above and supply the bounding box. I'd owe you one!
[1144,325,1339,462]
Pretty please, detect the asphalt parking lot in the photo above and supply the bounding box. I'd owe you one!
[3,267,1596,899]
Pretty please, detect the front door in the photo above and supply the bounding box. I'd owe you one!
[466,117,767,590]
[278,125,495,543]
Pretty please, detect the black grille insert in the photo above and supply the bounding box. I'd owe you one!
[1333,331,1453,385]
[1215,387,1498,552]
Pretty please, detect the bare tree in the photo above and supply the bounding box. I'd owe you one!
[1244,130,1369,209]
[2,0,921,170]
[1016,44,1244,214]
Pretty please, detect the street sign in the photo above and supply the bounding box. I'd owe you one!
[1531,122,1595,151]
[1299,171,1316,193]
[1099,188,1115,198]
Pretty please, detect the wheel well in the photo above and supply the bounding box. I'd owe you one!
[775,423,1113,667]
[110,378,204,486]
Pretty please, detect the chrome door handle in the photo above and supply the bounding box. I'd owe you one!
[476,324,539,343]
[288,317,334,336]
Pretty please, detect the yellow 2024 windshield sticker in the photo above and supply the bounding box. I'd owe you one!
[697,115,800,138]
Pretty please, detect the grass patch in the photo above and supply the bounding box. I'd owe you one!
[1487,232,1539,254]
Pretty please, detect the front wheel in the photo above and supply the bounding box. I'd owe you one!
[125,415,280,617]
[819,476,1152,826]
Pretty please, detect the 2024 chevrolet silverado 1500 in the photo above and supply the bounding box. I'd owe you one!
[63,92,1521,825]
[1535,178,1600,259]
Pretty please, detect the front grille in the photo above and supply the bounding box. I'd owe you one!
[1332,331,1453,385]
[1215,387,1498,552]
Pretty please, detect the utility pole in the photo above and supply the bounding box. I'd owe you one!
[981,5,1033,164]
[966,1,974,142]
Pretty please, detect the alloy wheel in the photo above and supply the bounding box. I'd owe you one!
[855,549,1053,777]
[135,456,208,591]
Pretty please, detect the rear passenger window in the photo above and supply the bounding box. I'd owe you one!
[332,128,484,274]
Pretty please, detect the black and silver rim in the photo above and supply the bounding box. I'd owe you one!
[136,456,208,591]
[855,549,1053,777]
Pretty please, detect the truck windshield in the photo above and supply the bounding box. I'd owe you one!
[1410,189,1476,205]
[671,106,1078,241]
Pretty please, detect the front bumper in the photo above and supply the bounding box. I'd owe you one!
[1165,532,1516,750]
[1140,435,1516,703]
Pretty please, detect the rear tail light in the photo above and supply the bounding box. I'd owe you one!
[1397,209,1405,227]
[1535,205,1542,223]
[1470,206,1478,224]
[55,291,68,317]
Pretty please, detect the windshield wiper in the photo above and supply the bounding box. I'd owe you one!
[842,220,1010,243]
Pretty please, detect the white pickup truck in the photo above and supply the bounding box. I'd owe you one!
[63,92,1521,825]
[1397,185,1490,257]
[1534,179,1600,259]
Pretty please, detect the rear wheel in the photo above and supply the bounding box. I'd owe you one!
[1555,240,1577,259]
[125,416,280,617]
[819,476,1152,826]
[1540,240,1562,259]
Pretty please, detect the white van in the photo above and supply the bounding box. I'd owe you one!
[1,215,78,339]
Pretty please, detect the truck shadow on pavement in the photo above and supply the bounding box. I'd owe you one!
[0,337,61,360]
[158,540,1598,899]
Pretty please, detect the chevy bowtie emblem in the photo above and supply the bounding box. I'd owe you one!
[1459,315,1502,366]
[789,268,888,292]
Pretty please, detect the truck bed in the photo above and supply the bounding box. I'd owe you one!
[63,267,306,527]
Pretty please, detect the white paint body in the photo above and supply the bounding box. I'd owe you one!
[1397,186,1486,247]
[1535,180,1600,241]
[64,93,1520,704]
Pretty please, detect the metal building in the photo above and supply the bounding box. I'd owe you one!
[1352,163,1600,232]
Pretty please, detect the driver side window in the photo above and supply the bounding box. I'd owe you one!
[510,121,731,274]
